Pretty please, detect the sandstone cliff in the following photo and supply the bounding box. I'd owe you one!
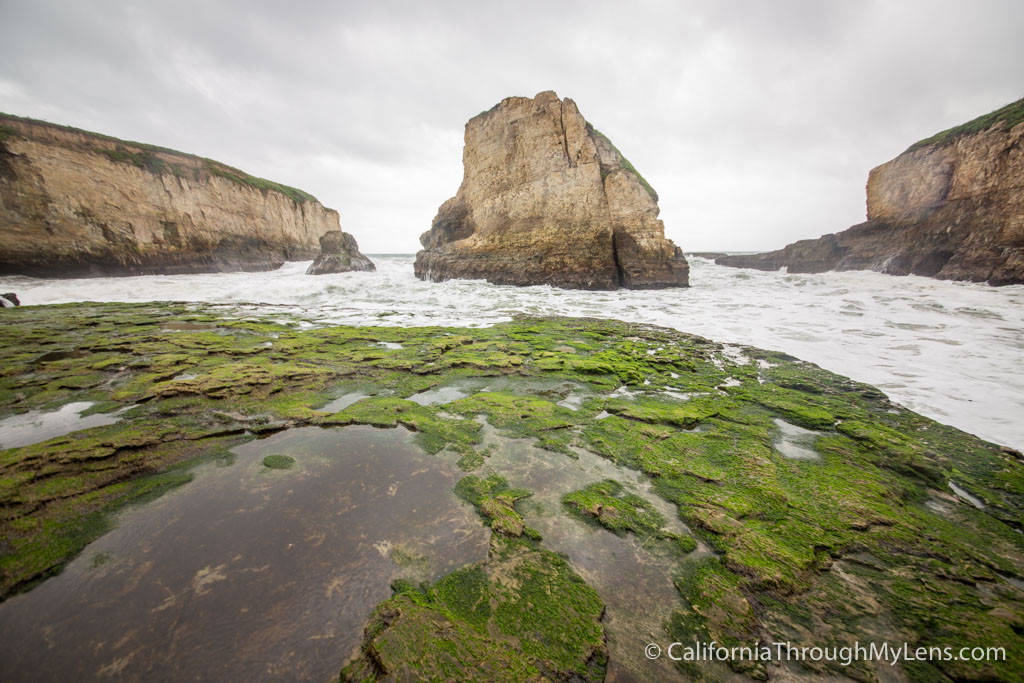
[414,91,688,290]
[0,113,344,277]
[717,98,1024,285]
[306,230,375,274]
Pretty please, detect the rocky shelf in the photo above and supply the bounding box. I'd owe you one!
[0,302,1021,680]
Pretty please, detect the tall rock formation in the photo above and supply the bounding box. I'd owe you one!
[0,113,348,277]
[306,230,375,274]
[414,91,688,290]
[716,98,1024,285]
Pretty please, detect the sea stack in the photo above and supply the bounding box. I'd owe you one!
[717,97,1024,285]
[306,230,375,274]
[414,91,688,290]
[0,113,351,278]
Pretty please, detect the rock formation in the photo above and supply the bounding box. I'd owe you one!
[305,230,375,274]
[0,113,346,277]
[414,91,688,290]
[717,98,1024,285]
[0,293,19,307]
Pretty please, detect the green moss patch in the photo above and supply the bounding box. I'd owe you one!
[454,474,534,538]
[340,535,606,682]
[261,454,295,470]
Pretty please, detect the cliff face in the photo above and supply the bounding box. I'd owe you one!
[414,91,688,290]
[306,230,375,275]
[0,114,341,277]
[717,98,1024,285]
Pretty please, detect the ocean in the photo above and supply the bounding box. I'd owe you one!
[3,254,1022,451]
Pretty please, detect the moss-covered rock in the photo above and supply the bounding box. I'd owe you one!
[339,535,606,682]
[0,303,1022,681]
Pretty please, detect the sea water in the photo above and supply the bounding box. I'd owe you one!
[3,255,1022,451]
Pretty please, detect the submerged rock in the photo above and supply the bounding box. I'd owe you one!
[718,97,1024,285]
[305,230,375,274]
[0,113,354,277]
[414,91,688,290]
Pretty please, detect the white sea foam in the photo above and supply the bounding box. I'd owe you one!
[3,255,1023,450]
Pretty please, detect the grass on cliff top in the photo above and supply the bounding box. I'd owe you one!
[905,96,1024,152]
[587,124,659,202]
[0,111,321,206]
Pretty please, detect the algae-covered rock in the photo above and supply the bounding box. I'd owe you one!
[0,303,1021,681]
[339,535,606,682]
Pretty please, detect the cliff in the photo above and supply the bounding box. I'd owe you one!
[414,91,688,290]
[717,97,1024,285]
[0,113,343,277]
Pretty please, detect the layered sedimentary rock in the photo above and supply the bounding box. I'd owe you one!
[305,230,375,274]
[0,113,343,277]
[718,98,1024,285]
[414,91,688,290]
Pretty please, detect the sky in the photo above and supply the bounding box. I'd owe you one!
[1,0,1022,254]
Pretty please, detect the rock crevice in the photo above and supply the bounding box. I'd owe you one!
[414,91,688,290]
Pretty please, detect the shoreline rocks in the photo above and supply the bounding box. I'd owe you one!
[0,293,19,307]
[0,113,350,278]
[717,97,1024,285]
[305,230,375,274]
[414,91,688,290]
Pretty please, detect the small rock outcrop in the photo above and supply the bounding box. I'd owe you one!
[0,113,353,278]
[717,98,1024,285]
[414,91,688,290]
[305,230,375,274]
[0,292,19,307]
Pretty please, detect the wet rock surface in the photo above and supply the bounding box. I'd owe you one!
[0,114,342,277]
[414,91,689,290]
[0,303,1021,680]
[718,98,1024,285]
[305,230,375,275]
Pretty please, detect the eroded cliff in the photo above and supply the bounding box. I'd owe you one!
[414,91,688,290]
[0,114,344,277]
[717,98,1024,285]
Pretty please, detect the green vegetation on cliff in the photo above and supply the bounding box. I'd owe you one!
[588,124,659,201]
[0,302,1022,680]
[0,112,320,206]
[905,96,1024,152]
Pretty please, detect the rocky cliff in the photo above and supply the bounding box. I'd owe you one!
[306,230,375,274]
[414,91,688,290]
[0,113,343,277]
[717,97,1024,285]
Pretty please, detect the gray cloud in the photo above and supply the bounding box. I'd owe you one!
[1,0,1022,252]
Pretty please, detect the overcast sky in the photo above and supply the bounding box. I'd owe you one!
[1,0,1022,253]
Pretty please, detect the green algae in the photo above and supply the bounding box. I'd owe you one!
[453,474,535,537]
[562,478,697,552]
[261,454,295,470]
[339,535,606,682]
[0,303,1022,680]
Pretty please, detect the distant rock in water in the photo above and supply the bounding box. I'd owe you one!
[306,230,375,274]
[414,91,688,290]
[0,113,357,278]
[1,293,19,307]
[717,97,1024,286]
